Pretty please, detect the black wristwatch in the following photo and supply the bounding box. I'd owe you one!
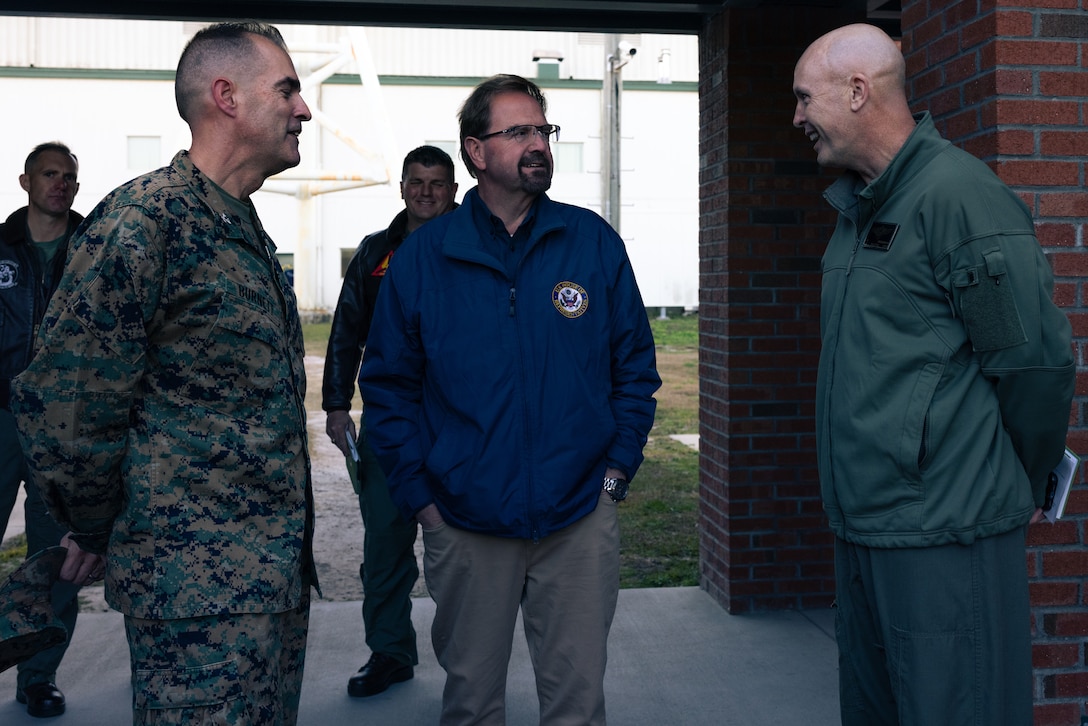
[603,477,629,502]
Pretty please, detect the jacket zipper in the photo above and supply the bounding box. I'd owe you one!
[506,274,540,541]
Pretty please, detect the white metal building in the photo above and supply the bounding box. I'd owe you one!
[0,17,698,311]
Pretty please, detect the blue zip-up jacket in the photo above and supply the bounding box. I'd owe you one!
[359,187,660,540]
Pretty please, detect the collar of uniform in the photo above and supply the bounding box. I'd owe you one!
[824,112,949,223]
[174,151,242,232]
[1,207,84,249]
[466,186,539,240]
[176,151,272,254]
[0,207,31,247]
[386,208,411,246]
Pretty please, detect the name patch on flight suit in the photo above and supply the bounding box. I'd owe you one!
[863,222,900,251]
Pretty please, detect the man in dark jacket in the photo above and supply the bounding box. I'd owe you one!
[0,141,103,718]
[360,75,660,725]
[322,145,457,698]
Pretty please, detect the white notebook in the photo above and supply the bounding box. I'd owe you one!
[1042,448,1080,523]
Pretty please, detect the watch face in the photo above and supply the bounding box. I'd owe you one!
[605,478,628,501]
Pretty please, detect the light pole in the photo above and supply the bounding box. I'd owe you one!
[601,34,635,233]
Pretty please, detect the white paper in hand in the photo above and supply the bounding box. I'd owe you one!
[1042,448,1080,523]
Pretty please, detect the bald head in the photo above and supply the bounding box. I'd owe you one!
[793,24,916,182]
[800,24,907,105]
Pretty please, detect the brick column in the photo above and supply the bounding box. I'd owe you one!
[901,2,1087,722]
[696,6,860,613]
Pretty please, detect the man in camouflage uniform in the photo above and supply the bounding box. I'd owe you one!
[12,22,315,725]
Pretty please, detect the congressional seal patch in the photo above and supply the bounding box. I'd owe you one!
[0,260,19,290]
[552,281,588,318]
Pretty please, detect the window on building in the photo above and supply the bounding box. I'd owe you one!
[127,136,161,172]
[553,141,583,174]
[340,247,356,278]
[425,140,459,163]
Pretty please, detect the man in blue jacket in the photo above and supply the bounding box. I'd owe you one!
[359,74,660,724]
[794,24,1074,725]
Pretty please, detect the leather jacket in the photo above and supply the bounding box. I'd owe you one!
[322,208,412,412]
[0,206,83,408]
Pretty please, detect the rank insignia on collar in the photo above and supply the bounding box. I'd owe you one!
[552,281,589,319]
[863,222,899,251]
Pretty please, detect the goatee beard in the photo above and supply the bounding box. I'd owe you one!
[520,152,552,195]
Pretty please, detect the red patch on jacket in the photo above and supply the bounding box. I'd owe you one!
[370,250,394,277]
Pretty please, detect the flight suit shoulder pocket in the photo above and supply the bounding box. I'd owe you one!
[952,248,1026,352]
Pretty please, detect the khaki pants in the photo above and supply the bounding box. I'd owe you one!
[423,492,620,726]
[124,591,310,726]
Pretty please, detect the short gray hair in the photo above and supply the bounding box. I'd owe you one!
[175,22,288,123]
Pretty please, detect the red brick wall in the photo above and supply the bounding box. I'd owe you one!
[894,1,1087,721]
[697,7,859,613]
[905,1,1088,722]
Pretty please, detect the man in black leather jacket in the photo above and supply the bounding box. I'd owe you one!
[322,145,457,698]
[0,141,103,718]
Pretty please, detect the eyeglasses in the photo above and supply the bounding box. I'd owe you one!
[477,124,561,144]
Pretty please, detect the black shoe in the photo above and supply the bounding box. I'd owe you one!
[16,682,66,718]
[347,653,413,698]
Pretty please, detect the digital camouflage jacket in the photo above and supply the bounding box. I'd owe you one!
[12,151,315,619]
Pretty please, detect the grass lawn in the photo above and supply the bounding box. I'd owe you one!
[628,313,699,587]
[0,534,26,582]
